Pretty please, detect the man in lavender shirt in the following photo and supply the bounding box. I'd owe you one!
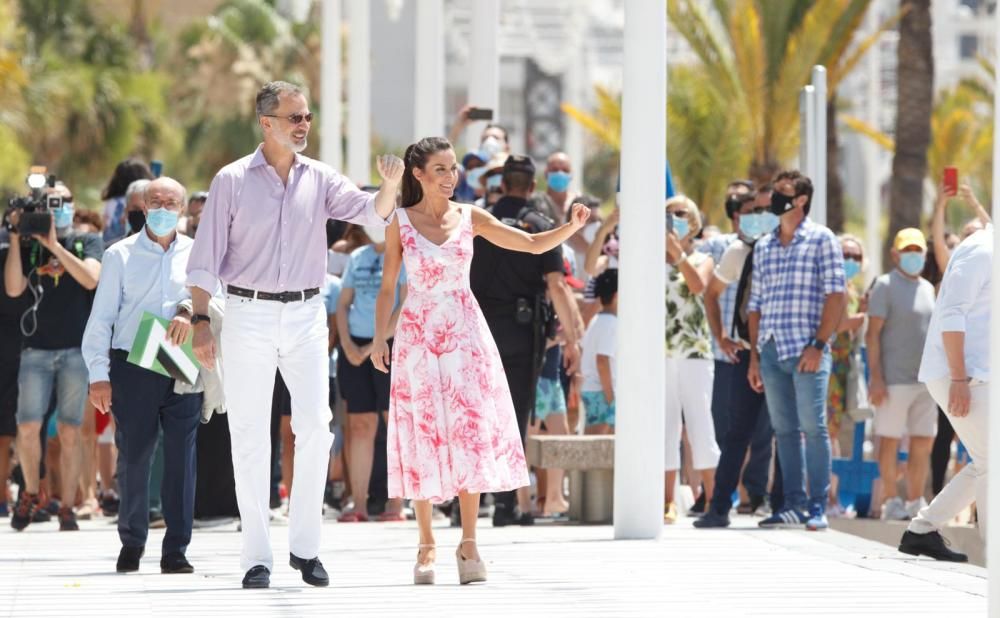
[186,81,403,589]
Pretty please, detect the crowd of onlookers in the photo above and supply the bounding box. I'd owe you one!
[0,112,990,540]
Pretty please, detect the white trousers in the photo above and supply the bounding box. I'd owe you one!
[664,356,719,471]
[222,292,333,571]
[908,378,988,540]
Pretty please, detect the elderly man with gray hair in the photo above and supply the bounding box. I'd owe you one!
[83,176,203,574]
[187,80,403,589]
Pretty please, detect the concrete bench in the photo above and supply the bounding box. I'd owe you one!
[525,435,614,523]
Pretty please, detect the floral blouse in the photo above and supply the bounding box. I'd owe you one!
[665,252,713,360]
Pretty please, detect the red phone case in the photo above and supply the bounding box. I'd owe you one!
[943,167,958,195]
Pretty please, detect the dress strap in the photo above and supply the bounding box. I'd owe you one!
[395,207,410,226]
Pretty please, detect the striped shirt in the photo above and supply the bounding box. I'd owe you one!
[748,218,845,361]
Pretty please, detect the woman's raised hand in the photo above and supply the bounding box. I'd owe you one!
[568,202,591,229]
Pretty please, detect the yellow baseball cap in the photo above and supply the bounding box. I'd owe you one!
[894,228,927,252]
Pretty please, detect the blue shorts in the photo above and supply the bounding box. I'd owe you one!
[581,391,615,427]
[535,377,567,422]
[16,347,88,427]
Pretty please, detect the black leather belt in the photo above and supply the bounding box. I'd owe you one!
[227,285,320,303]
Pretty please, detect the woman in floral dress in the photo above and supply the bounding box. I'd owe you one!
[370,137,589,585]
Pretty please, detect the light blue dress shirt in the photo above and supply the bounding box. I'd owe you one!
[82,229,194,383]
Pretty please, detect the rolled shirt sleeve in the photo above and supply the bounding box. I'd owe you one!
[819,230,846,296]
[324,170,390,227]
[81,248,124,383]
[186,172,233,295]
[937,245,990,333]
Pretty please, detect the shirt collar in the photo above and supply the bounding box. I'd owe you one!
[766,217,812,248]
[137,227,179,253]
[248,143,307,170]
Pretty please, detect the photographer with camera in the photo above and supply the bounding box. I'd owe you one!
[4,180,103,532]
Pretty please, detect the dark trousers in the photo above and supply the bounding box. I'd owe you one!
[485,317,536,514]
[931,408,955,496]
[110,356,202,555]
[712,360,773,498]
[709,350,783,515]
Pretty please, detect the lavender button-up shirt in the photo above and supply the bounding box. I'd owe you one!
[187,145,389,294]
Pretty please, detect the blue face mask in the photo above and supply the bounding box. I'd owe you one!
[546,171,572,192]
[671,215,690,240]
[486,174,502,190]
[758,212,780,235]
[145,208,179,237]
[843,259,862,280]
[899,251,926,277]
[465,166,486,188]
[53,204,74,229]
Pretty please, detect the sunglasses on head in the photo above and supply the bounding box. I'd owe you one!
[262,112,314,125]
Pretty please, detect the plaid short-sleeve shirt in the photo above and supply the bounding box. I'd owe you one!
[747,218,845,361]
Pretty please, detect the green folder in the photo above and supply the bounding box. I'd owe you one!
[127,311,201,385]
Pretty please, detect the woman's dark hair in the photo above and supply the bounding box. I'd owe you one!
[102,158,153,200]
[401,137,454,208]
[922,235,945,286]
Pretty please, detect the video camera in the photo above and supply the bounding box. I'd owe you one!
[4,166,59,237]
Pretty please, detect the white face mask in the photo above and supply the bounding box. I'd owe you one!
[480,136,503,158]
[363,225,386,243]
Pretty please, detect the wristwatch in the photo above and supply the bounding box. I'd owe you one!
[809,337,827,351]
[190,313,211,326]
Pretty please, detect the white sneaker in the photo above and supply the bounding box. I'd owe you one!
[881,497,909,521]
[905,497,928,519]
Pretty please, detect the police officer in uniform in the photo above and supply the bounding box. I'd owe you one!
[470,155,584,526]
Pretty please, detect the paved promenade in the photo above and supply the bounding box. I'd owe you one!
[1,515,986,617]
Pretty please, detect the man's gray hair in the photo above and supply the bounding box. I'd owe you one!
[125,179,151,203]
[256,81,305,118]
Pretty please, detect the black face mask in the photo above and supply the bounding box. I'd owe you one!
[769,191,797,216]
[127,210,146,234]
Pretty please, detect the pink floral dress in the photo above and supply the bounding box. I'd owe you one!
[387,205,529,503]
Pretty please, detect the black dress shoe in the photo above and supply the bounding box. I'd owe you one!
[898,530,969,562]
[160,552,195,574]
[492,507,534,527]
[242,565,271,589]
[289,553,329,587]
[116,546,145,573]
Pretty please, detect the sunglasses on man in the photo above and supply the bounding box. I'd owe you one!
[262,112,314,125]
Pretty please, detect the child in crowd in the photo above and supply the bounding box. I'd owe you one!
[580,269,618,434]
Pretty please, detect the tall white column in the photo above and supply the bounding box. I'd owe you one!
[321,0,343,171]
[347,0,370,184]
[799,87,813,173]
[987,8,1000,613]
[863,7,882,276]
[811,66,828,226]
[414,0,445,140]
[466,0,500,153]
[614,0,666,541]
[565,54,585,196]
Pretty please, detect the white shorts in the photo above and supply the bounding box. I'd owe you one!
[873,383,938,439]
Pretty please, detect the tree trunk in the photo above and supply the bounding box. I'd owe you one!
[887,0,933,267]
[826,95,845,233]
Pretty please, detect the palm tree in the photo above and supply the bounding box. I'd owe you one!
[171,0,321,187]
[887,0,933,264]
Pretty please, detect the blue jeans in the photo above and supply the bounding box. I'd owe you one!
[758,340,832,513]
[16,347,88,426]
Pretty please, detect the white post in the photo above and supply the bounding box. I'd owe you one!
[466,0,500,153]
[565,54,585,196]
[799,87,812,173]
[988,7,1000,612]
[347,0,370,184]
[414,0,445,140]
[614,0,666,540]
[321,0,343,171]
[811,66,828,226]
[863,7,882,276]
